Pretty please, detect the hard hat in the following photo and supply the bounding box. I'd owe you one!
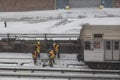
[37,41,40,44]
[53,42,56,45]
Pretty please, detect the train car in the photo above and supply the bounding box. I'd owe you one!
[77,24,120,69]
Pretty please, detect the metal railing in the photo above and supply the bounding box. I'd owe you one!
[0,33,79,40]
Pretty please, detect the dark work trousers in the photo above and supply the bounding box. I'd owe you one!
[33,57,37,65]
[56,51,60,59]
[38,53,40,59]
[49,58,55,67]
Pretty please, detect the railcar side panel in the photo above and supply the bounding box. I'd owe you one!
[84,40,104,62]
[79,24,120,69]
[113,40,120,60]
[104,40,113,61]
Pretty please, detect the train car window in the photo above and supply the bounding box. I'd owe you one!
[94,41,100,48]
[85,41,91,50]
[94,34,103,38]
[106,41,111,50]
[114,41,119,50]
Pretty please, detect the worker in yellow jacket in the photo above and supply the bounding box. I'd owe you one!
[53,42,60,59]
[34,41,41,59]
[48,49,55,67]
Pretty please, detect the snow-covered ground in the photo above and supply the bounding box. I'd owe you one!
[0,8,120,80]
[0,52,86,68]
[0,8,120,34]
[0,52,88,80]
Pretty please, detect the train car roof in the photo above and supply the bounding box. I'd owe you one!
[82,24,120,28]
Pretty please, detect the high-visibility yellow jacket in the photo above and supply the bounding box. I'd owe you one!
[35,44,41,53]
[53,44,59,52]
[49,50,55,58]
[55,44,59,52]
[32,51,37,58]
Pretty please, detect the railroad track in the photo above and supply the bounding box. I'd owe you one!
[0,58,78,65]
[0,66,119,79]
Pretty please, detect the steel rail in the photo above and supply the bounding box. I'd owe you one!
[0,57,76,60]
[0,71,119,79]
[0,66,119,79]
[0,66,119,74]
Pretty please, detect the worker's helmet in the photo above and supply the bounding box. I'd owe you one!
[37,41,40,45]
[53,42,56,46]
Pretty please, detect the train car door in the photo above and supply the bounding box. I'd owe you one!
[113,40,120,60]
[104,40,113,60]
